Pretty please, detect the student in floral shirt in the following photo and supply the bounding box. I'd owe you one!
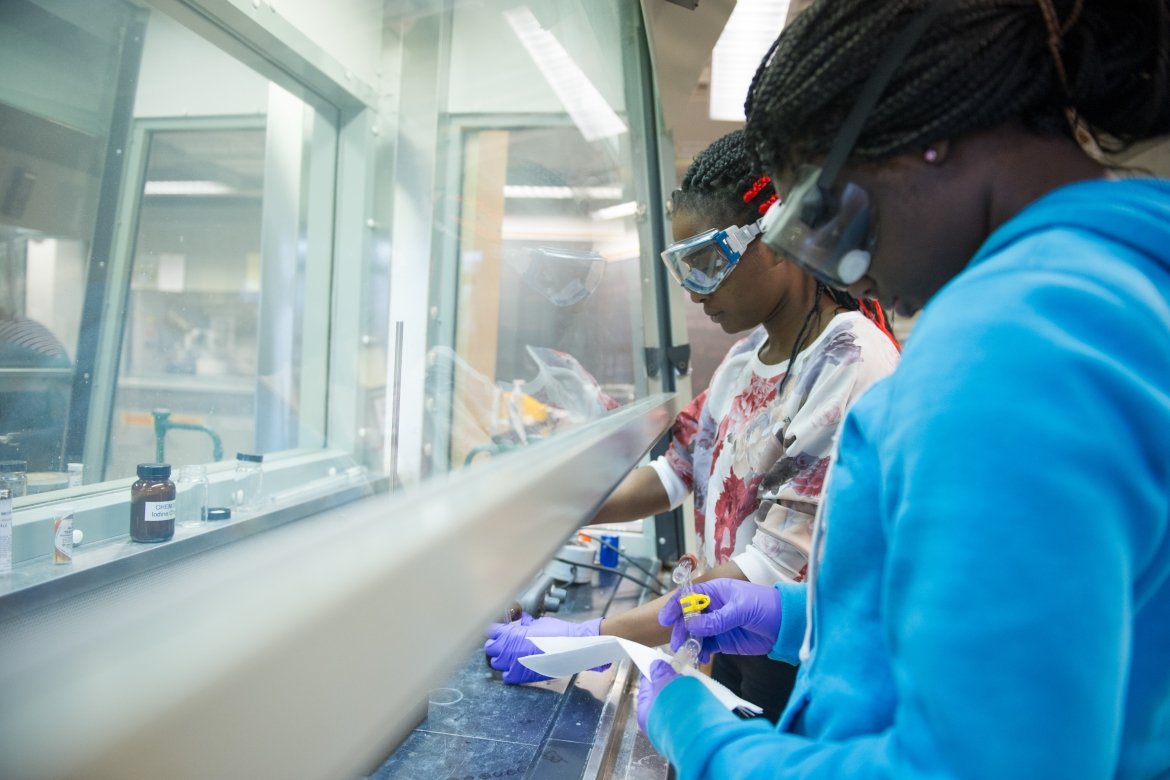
[484,131,900,720]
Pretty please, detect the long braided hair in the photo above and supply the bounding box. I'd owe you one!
[670,130,899,377]
[744,0,1170,177]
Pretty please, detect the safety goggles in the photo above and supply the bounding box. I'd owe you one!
[659,220,763,294]
[760,164,873,289]
[508,246,606,307]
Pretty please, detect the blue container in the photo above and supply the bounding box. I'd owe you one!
[599,534,620,567]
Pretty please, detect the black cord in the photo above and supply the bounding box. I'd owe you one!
[576,532,665,587]
[552,558,667,596]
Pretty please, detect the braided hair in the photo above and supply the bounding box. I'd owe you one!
[672,130,779,229]
[671,131,900,370]
[744,0,1170,175]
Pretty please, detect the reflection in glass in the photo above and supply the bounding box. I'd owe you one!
[0,1,340,495]
[109,125,268,478]
[506,246,606,307]
[431,121,645,471]
[0,0,132,484]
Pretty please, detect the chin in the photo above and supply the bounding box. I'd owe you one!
[720,320,751,335]
[892,299,920,318]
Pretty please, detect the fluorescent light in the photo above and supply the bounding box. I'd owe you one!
[504,185,624,200]
[591,201,638,221]
[144,180,234,196]
[504,7,628,142]
[709,0,791,122]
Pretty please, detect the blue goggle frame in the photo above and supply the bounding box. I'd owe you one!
[659,220,763,294]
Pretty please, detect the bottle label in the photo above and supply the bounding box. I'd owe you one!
[145,500,176,523]
[53,513,73,564]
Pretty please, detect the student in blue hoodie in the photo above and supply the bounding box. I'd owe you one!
[637,1,1170,778]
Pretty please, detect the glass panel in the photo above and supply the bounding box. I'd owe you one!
[419,0,652,475]
[107,125,266,477]
[0,0,338,502]
[0,0,661,559]
[0,0,136,486]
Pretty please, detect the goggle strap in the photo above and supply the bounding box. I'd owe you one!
[723,221,763,256]
[817,0,955,193]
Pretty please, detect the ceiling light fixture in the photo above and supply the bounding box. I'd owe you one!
[504,7,628,142]
[709,0,791,122]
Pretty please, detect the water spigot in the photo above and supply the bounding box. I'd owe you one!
[152,409,224,463]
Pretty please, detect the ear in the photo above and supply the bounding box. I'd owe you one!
[922,140,950,165]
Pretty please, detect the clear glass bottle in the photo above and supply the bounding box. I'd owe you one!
[175,464,210,528]
[233,452,264,513]
[130,463,176,543]
[0,460,28,498]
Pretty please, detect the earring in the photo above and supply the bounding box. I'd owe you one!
[924,147,940,164]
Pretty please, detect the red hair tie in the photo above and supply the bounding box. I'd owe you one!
[757,193,778,215]
[742,176,772,204]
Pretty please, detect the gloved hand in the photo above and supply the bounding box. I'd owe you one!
[657,579,782,660]
[484,613,605,684]
[636,659,680,732]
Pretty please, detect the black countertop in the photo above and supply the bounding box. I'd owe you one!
[371,562,671,780]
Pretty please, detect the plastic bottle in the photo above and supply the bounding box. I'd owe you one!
[175,464,209,527]
[53,508,73,564]
[130,463,176,543]
[66,462,84,488]
[0,488,12,575]
[0,460,28,498]
[233,452,263,513]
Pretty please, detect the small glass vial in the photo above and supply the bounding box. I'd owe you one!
[233,452,264,513]
[175,465,210,527]
[0,460,28,498]
[130,463,176,543]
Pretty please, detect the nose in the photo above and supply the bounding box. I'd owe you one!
[688,290,707,304]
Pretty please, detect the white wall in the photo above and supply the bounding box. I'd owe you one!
[135,11,267,118]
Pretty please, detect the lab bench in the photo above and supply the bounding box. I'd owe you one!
[372,559,672,780]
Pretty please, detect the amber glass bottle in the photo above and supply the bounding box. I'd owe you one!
[130,463,176,543]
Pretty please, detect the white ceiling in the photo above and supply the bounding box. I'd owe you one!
[641,0,814,183]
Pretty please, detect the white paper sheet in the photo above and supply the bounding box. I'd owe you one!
[521,635,763,715]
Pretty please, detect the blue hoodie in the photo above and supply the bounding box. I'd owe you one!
[648,178,1170,779]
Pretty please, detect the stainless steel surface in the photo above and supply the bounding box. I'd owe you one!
[583,657,639,777]
[390,320,404,491]
[0,394,675,780]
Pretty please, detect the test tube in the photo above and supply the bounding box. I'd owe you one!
[670,554,703,671]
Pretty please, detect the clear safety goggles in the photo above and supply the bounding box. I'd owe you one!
[659,220,764,294]
[507,246,606,307]
[760,164,874,290]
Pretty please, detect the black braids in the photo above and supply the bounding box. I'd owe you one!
[775,282,828,402]
[824,287,902,350]
[746,0,1170,172]
[673,129,777,228]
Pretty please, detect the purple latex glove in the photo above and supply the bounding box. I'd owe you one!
[657,579,782,660]
[484,613,605,684]
[636,659,680,732]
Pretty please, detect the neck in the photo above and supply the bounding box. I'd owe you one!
[758,282,835,365]
[983,126,1108,235]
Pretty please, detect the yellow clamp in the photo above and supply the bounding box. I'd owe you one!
[679,593,711,615]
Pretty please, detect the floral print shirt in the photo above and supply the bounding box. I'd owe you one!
[655,311,899,584]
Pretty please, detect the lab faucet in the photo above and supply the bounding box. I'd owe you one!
[152,409,224,463]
